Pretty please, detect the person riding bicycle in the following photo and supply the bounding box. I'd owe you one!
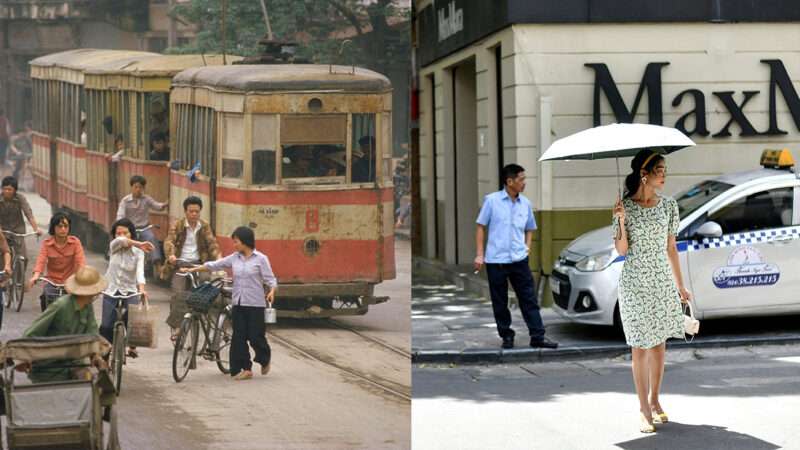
[20,265,108,383]
[8,122,33,183]
[181,226,277,380]
[161,196,220,338]
[116,175,167,272]
[28,213,86,311]
[0,176,43,258]
[100,218,154,360]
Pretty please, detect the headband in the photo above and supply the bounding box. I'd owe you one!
[641,151,659,170]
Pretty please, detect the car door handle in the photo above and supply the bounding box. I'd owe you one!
[768,236,793,244]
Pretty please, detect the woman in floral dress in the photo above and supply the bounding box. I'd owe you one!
[613,149,692,433]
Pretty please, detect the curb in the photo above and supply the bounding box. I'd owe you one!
[412,335,800,364]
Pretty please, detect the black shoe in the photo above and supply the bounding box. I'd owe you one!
[530,337,558,349]
[501,337,514,349]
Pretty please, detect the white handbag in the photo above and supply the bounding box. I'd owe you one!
[683,299,700,339]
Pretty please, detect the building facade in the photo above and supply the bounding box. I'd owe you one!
[412,0,800,276]
[0,0,195,127]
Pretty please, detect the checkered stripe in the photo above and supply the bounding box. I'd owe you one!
[682,226,800,252]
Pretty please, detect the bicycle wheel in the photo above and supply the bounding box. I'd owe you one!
[110,322,126,395]
[172,317,197,383]
[4,277,13,309]
[12,257,25,312]
[214,310,232,374]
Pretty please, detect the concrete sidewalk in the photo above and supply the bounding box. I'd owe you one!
[412,260,800,364]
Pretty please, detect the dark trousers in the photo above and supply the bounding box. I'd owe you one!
[230,305,271,376]
[485,258,546,340]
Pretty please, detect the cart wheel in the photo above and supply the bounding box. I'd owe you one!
[110,323,126,395]
[215,311,232,374]
[172,317,197,383]
[106,406,122,450]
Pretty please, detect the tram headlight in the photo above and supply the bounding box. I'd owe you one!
[575,249,617,272]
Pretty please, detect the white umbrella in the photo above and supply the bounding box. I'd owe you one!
[538,123,696,195]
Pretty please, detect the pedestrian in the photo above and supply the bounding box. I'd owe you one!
[21,266,108,382]
[8,121,33,183]
[161,196,220,339]
[116,175,168,271]
[100,218,154,359]
[474,164,558,350]
[352,136,375,183]
[28,212,87,311]
[612,149,691,433]
[0,176,44,262]
[181,226,277,380]
[0,109,11,168]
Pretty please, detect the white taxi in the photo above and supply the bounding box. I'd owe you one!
[551,149,800,326]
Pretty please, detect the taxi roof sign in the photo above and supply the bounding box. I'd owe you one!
[760,149,794,169]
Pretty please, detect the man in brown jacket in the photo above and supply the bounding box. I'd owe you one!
[162,196,220,331]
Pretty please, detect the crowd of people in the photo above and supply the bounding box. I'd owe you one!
[1,173,278,383]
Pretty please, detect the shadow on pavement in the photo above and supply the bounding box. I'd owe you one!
[614,422,781,450]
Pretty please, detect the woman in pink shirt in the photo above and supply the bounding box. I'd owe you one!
[28,212,86,311]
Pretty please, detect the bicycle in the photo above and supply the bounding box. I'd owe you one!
[37,277,66,312]
[172,268,232,383]
[104,291,143,396]
[3,231,38,312]
[0,270,7,329]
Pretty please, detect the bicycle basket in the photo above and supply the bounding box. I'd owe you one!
[185,283,221,313]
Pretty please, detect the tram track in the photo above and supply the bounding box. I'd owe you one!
[326,319,412,359]
[267,330,412,403]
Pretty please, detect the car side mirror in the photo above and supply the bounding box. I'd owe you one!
[695,221,723,238]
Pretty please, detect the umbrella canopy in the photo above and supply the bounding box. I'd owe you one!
[539,123,695,162]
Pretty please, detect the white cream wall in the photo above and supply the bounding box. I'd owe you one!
[511,23,800,211]
[418,27,519,261]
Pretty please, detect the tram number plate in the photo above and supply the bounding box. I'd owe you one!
[550,277,560,295]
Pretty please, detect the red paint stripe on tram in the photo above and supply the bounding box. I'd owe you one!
[215,186,393,205]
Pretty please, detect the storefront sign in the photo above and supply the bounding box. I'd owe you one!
[587,59,800,138]
[438,1,464,42]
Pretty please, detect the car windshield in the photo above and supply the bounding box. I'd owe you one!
[674,180,735,218]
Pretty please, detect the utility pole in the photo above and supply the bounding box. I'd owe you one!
[259,0,273,40]
[221,0,227,64]
[167,0,177,48]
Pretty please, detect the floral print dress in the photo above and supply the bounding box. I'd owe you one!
[613,194,684,349]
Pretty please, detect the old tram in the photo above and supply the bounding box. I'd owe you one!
[169,64,396,317]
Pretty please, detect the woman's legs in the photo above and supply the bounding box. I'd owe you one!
[99,294,116,343]
[631,346,652,422]
[648,343,667,414]
[245,306,271,368]
[230,305,252,376]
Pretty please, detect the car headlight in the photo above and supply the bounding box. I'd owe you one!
[575,250,617,272]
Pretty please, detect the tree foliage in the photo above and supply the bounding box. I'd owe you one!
[168,0,409,72]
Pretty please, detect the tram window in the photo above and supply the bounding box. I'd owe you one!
[281,144,345,180]
[222,158,244,179]
[144,93,169,159]
[252,150,276,185]
[352,114,376,183]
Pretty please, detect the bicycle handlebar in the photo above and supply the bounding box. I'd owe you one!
[38,277,65,288]
[135,224,160,232]
[105,291,142,299]
[3,231,38,237]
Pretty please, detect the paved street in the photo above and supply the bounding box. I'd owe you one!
[413,345,800,450]
[413,269,800,363]
[0,192,410,450]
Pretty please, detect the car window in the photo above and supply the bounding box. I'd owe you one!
[709,187,793,234]
[675,180,734,218]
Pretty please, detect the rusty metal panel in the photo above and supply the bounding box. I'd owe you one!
[246,93,385,114]
[280,115,346,145]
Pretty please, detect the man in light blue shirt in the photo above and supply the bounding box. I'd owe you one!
[475,164,558,350]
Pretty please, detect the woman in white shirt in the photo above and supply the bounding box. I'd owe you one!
[100,218,153,358]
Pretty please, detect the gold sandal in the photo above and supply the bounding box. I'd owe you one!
[640,413,656,433]
[651,409,669,424]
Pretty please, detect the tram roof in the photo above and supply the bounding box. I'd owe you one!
[171,64,391,93]
[30,49,158,72]
[84,54,242,77]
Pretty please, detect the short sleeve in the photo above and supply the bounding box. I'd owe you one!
[668,197,680,236]
[476,196,492,226]
[525,203,537,231]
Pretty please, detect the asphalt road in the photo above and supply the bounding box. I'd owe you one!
[0,193,410,450]
[413,344,800,450]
